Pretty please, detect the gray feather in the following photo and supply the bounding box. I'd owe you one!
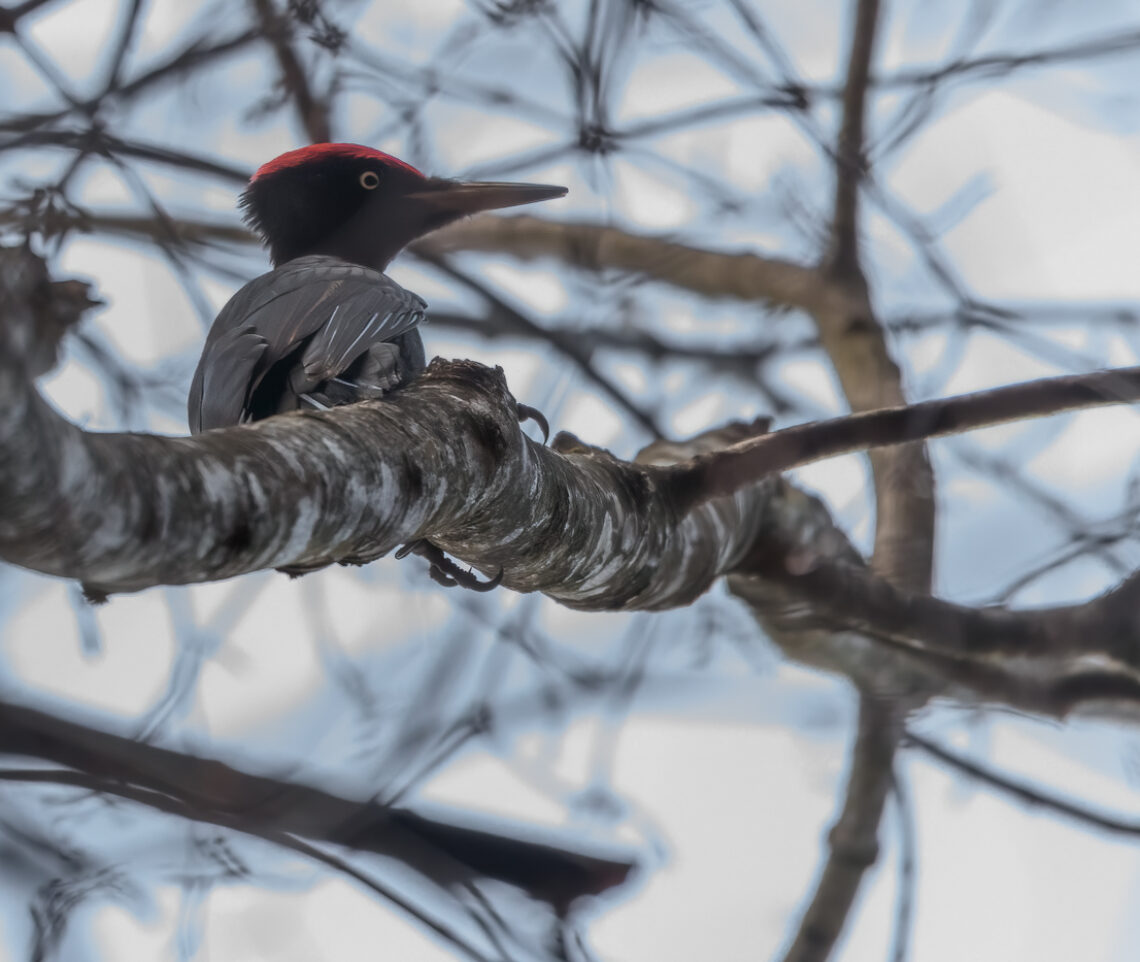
[188,255,427,433]
[189,325,268,433]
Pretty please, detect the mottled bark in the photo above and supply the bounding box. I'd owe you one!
[0,250,769,605]
[7,248,1132,696]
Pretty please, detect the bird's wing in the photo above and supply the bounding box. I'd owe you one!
[188,256,426,433]
[295,272,426,389]
[188,324,268,433]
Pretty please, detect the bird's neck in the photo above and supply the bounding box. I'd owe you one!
[286,201,425,271]
[280,239,398,272]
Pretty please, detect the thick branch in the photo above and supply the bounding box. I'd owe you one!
[0,362,768,606]
[0,698,636,913]
[739,538,1140,715]
[0,252,768,606]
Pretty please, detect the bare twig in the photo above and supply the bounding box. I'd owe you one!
[249,0,333,143]
[783,4,929,959]
[780,699,902,962]
[676,366,1140,505]
[0,698,637,912]
[905,731,1140,838]
[826,0,879,277]
[888,765,916,962]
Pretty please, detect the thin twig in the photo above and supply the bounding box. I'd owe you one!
[888,764,916,962]
[826,0,879,277]
[676,365,1140,506]
[905,731,1140,838]
[249,0,333,143]
[779,698,902,962]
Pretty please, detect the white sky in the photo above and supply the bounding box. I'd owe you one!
[4,2,1140,962]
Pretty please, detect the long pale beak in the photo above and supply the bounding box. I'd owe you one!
[412,179,568,216]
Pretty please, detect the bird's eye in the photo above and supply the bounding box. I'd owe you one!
[359,170,380,190]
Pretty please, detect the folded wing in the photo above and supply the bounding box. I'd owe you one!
[188,255,427,433]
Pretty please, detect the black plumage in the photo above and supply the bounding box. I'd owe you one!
[188,256,426,433]
[187,143,565,585]
[188,143,564,437]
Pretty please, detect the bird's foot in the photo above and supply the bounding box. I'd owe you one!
[517,402,550,444]
[396,539,503,592]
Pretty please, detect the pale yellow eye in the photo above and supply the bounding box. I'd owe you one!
[360,170,380,189]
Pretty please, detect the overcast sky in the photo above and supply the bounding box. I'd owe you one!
[4,2,1140,961]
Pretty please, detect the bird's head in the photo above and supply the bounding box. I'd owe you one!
[241,143,567,268]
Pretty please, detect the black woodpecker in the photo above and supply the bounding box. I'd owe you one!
[189,143,565,431]
[187,143,566,586]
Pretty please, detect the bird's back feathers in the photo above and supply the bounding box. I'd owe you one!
[188,255,426,433]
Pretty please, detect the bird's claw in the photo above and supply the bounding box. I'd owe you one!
[428,559,504,592]
[517,402,550,444]
[397,539,503,592]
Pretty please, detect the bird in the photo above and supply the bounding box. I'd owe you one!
[188,143,567,585]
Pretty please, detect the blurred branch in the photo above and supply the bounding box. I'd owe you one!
[427,309,778,374]
[780,699,900,962]
[878,27,1140,90]
[0,0,60,32]
[783,3,930,958]
[101,0,145,94]
[0,28,259,132]
[905,731,1140,838]
[417,214,824,312]
[740,535,1140,715]
[0,699,637,913]
[888,765,916,962]
[0,128,250,183]
[0,208,824,311]
[805,0,936,595]
[826,0,877,278]
[416,250,665,437]
[249,0,333,143]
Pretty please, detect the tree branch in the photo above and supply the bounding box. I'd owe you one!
[780,699,900,962]
[905,731,1140,838]
[249,0,333,144]
[0,698,637,914]
[0,207,825,311]
[0,249,769,605]
[826,0,879,278]
[416,214,824,312]
[738,535,1140,716]
[677,366,1140,504]
[783,4,925,959]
